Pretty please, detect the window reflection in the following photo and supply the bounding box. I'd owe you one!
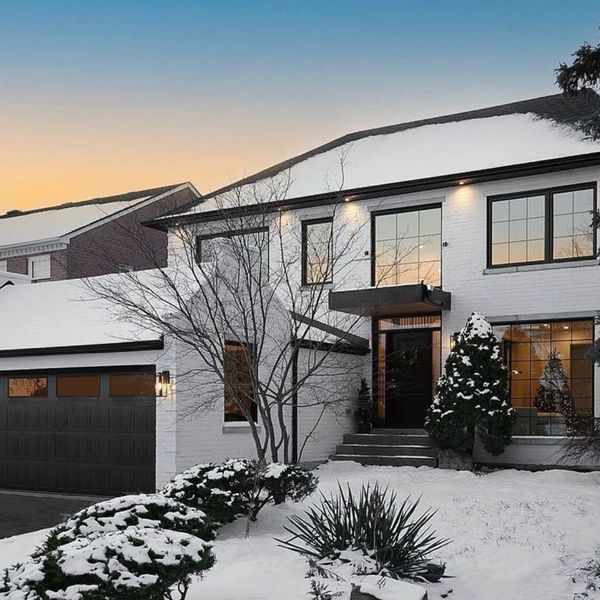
[374,207,441,287]
[493,320,594,436]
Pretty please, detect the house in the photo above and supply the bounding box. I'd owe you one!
[0,183,200,282]
[1,92,600,497]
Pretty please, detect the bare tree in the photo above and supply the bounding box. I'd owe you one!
[82,158,428,465]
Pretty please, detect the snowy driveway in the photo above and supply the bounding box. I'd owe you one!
[0,491,95,538]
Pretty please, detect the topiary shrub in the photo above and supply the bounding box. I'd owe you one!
[39,493,216,556]
[277,483,449,582]
[0,526,214,600]
[163,459,318,523]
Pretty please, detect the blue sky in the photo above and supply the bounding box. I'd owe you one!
[1,0,600,208]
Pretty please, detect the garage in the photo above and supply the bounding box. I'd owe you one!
[0,368,156,495]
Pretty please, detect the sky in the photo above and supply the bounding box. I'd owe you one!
[1,0,600,213]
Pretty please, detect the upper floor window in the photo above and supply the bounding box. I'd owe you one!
[488,184,596,267]
[373,205,441,287]
[302,218,333,285]
[196,228,269,273]
[0,260,7,272]
[28,254,51,281]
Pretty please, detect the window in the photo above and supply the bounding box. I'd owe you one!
[373,206,441,287]
[28,255,51,281]
[302,218,333,285]
[223,341,257,422]
[8,377,48,398]
[0,260,7,272]
[57,375,100,397]
[489,184,596,267]
[492,319,594,436]
[196,229,269,273]
[110,373,155,397]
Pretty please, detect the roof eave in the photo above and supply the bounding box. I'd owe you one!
[151,151,600,229]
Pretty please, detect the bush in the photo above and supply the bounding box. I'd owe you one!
[0,526,214,600]
[40,493,216,555]
[162,459,318,523]
[277,483,449,582]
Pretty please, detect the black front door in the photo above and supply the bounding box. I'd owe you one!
[384,330,432,427]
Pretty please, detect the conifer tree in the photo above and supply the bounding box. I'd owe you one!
[534,349,576,428]
[425,312,515,456]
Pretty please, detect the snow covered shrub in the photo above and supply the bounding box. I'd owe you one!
[425,312,515,456]
[0,526,214,600]
[40,493,216,555]
[162,459,254,524]
[163,459,317,523]
[278,483,449,582]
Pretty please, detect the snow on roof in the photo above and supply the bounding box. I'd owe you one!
[169,93,600,218]
[0,275,161,353]
[187,113,600,215]
[0,184,183,249]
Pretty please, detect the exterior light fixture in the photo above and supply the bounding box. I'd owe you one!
[344,196,352,202]
[458,180,466,186]
[156,370,171,397]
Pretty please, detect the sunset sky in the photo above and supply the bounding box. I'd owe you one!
[2,0,599,213]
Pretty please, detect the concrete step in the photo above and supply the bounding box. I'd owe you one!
[370,428,427,435]
[330,454,438,468]
[343,433,435,446]
[336,444,439,457]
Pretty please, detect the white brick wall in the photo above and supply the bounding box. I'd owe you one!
[158,165,600,478]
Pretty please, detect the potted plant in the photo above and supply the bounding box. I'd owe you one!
[354,378,375,433]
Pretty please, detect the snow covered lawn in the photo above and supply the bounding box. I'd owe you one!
[2,461,600,600]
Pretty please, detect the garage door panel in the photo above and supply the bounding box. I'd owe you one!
[0,370,156,495]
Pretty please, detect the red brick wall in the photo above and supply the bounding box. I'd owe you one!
[2,186,198,281]
[66,186,197,279]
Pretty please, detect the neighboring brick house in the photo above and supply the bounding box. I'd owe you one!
[0,183,200,282]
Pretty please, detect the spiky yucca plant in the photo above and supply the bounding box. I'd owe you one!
[277,483,449,581]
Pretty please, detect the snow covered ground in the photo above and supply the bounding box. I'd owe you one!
[1,461,600,600]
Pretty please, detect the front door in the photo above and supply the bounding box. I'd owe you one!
[384,330,432,427]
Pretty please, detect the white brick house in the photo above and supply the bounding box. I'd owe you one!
[1,92,600,496]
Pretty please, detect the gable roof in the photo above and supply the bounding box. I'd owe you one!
[167,92,600,221]
[0,183,192,250]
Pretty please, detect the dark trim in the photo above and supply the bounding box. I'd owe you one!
[301,217,333,286]
[370,202,442,287]
[294,338,371,356]
[291,343,299,464]
[0,365,155,376]
[148,152,600,230]
[290,310,369,348]
[487,182,598,269]
[0,339,164,359]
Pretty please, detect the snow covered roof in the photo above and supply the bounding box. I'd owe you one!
[172,92,600,217]
[0,275,161,354]
[0,184,184,250]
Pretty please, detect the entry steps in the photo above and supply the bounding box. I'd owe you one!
[330,428,439,467]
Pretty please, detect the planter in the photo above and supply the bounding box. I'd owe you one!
[437,448,473,471]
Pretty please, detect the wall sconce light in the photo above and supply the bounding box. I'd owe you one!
[156,370,171,397]
[449,333,459,350]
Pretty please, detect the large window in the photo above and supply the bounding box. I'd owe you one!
[302,218,333,285]
[489,184,596,267]
[493,319,594,436]
[373,206,441,287]
[223,341,257,422]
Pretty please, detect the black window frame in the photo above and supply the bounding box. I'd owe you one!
[487,182,597,269]
[301,217,334,286]
[195,226,270,266]
[370,203,443,288]
[223,340,258,423]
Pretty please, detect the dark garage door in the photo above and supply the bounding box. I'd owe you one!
[0,369,156,495]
